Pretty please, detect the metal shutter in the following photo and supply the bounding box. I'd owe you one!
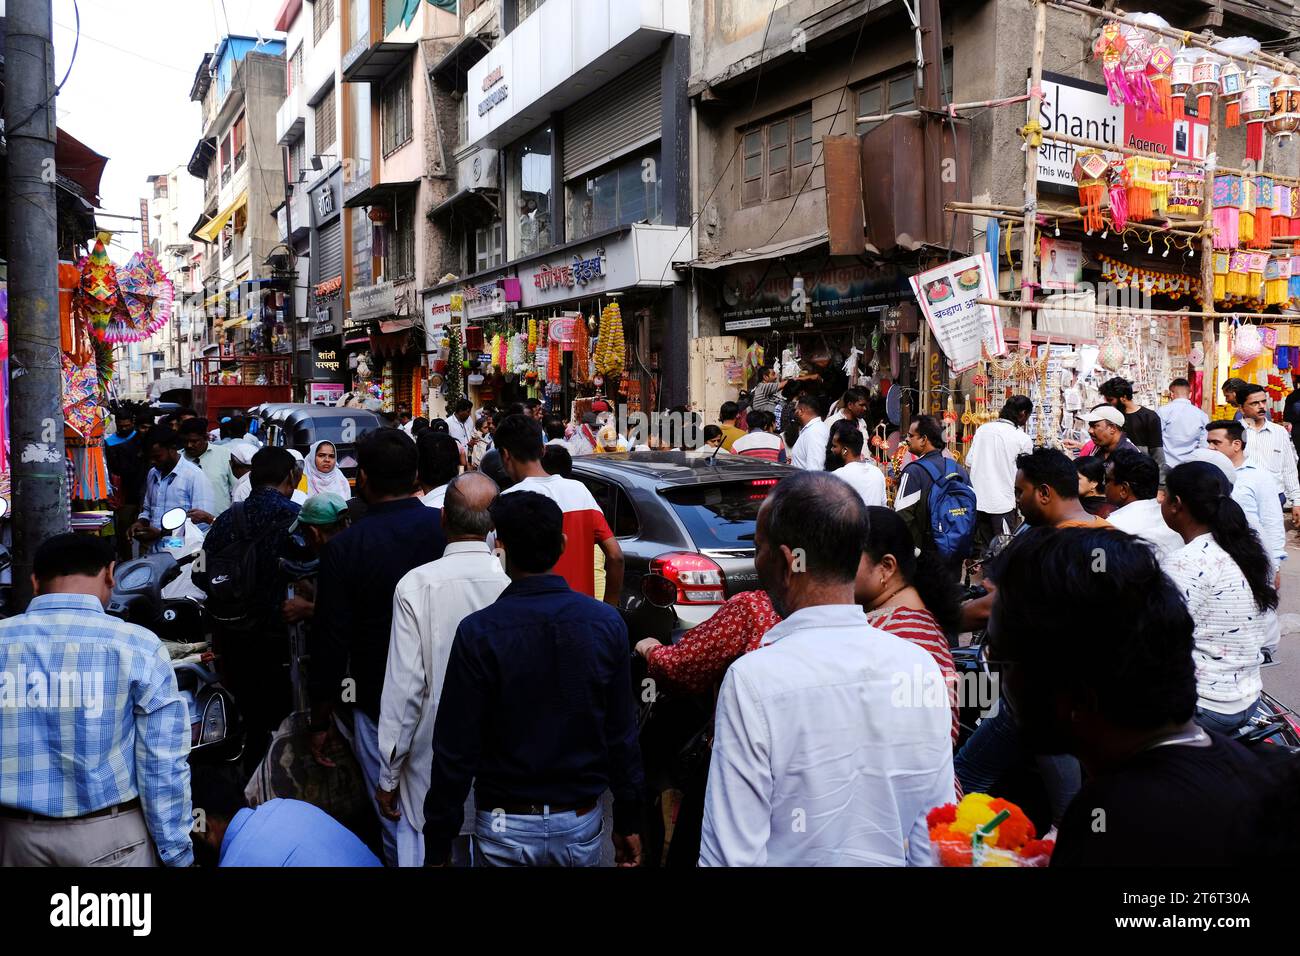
[315,219,344,283]
[562,56,661,181]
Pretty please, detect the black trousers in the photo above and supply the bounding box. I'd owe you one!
[973,510,1021,557]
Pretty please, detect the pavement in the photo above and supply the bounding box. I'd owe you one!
[1263,532,1300,710]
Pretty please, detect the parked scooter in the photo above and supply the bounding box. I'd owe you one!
[107,507,244,763]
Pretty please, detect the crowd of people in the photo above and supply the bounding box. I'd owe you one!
[2,368,1300,868]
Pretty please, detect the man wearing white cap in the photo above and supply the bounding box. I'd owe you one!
[1085,405,1139,462]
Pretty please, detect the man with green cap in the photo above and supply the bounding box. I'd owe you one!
[282,493,351,625]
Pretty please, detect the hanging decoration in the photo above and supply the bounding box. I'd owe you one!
[595,300,625,377]
[1241,72,1273,163]
[1097,254,1201,299]
[76,238,120,340]
[1274,184,1293,239]
[1167,165,1203,217]
[1107,161,1129,230]
[1073,149,1110,233]
[1212,174,1243,249]
[1170,49,1194,120]
[572,313,591,385]
[1249,176,1275,249]
[1123,156,1170,220]
[1268,73,1300,144]
[1192,52,1222,119]
[1221,61,1245,127]
[445,322,464,407]
[109,250,175,344]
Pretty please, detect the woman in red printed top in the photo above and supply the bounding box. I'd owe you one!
[856,506,962,745]
[633,589,781,694]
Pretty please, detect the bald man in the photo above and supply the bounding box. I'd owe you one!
[377,472,510,866]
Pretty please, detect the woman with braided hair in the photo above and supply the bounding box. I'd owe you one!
[1161,460,1278,735]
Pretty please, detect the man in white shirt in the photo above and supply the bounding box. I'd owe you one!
[444,398,480,459]
[826,419,886,505]
[966,396,1033,554]
[824,387,871,444]
[788,394,832,471]
[1240,383,1300,525]
[1204,421,1285,656]
[699,472,954,866]
[376,473,509,867]
[1104,449,1185,559]
[1157,377,1209,469]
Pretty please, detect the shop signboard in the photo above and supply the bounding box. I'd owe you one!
[350,281,396,322]
[461,280,504,320]
[312,339,346,381]
[720,258,908,332]
[909,252,1006,374]
[1037,71,1209,194]
[308,383,345,406]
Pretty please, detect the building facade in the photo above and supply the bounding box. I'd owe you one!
[187,35,287,361]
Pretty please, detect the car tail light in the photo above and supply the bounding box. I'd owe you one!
[651,552,727,605]
[749,478,778,487]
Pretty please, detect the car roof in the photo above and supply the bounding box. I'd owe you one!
[572,450,794,487]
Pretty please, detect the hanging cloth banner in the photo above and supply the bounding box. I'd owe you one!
[1097,253,1201,299]
[909,252,1006,374]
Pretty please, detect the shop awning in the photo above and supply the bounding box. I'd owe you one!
[681,232,836,270]
[343,178,420,209]
[343,42,417,85]
[429,33,492,91]
[54,128,107,207]
[428,186,497,221]
[195,190,249,243]
[380,318,416,333]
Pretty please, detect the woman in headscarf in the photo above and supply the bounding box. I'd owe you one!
[303,439,352,498]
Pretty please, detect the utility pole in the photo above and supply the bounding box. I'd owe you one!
[5,0,67,608]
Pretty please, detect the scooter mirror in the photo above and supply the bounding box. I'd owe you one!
[0,497,8,519]
[641,573,678,609]
[161,507,187,532]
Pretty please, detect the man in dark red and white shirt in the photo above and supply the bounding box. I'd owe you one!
[494,414,624,606]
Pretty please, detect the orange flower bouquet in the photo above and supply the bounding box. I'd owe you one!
[927,793,1054,867]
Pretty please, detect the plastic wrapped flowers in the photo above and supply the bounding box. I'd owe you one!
[927,793,1055,867]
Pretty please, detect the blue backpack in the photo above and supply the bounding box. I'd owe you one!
[915,457,978,561]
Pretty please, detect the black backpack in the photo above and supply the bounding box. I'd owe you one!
[197,503,261,630]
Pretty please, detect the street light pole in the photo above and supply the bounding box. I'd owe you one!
[5,0,67,607]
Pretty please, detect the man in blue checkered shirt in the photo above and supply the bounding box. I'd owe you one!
[0,534,193,866]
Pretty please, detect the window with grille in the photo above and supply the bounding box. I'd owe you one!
[289,138,307,183]
[739,107,813,207]
[287,45,303,95]
[475,221,503,272]
[388,192,416,281]
[855,55,953,135]
[220,134,232,186]
[314,0,335,45]
[516,0,545,23]
[381,71,412,156]
[314,84,337,153]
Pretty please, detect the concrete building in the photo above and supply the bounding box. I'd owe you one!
[115,168,205,401]
[274,0,345,403]
[422,0,695,417]
[186,35,287,360]
[683,0,1298,418]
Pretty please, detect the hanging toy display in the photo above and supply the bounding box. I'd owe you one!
[1073,149,1110,233]
[1221,61,1245,127]
[1241,72,1274,163]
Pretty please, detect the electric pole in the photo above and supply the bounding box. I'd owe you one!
[5,0,67,607]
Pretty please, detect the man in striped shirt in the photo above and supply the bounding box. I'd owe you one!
[1240,383,1300,525]
[495,414,624,606]
[731,409,784,462]
[0,534,192,866]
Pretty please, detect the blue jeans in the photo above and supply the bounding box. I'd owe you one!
[954,702,1082,825]
[1197,698,1260,735]
[472,804,604,867]
[341,709,399,867]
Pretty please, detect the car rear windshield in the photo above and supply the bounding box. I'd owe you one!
[662,481,772,551]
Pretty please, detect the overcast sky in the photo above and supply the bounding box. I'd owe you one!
[50,0,283,263]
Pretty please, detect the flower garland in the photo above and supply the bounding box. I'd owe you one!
[572,315,591,385]
[1098,253,1200,299]
[446,323,464,407]
[927,793,1054,867]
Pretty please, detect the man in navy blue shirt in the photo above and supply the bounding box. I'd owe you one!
[423,491,644,867]
[309,427,446,865]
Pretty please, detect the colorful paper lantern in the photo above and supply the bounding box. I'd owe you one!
[1073,149,1110,233]
[1268,73,1300,142]
[1192,54,1222,118]
[1171,50,1195,120]
[1241,73,1273,162]
[1221,62,1245,127]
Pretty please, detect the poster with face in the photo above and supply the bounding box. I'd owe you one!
[1039,237,1084,290]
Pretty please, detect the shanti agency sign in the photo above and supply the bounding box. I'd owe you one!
[1036,71,1209,193]
[910,252,1006,373]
